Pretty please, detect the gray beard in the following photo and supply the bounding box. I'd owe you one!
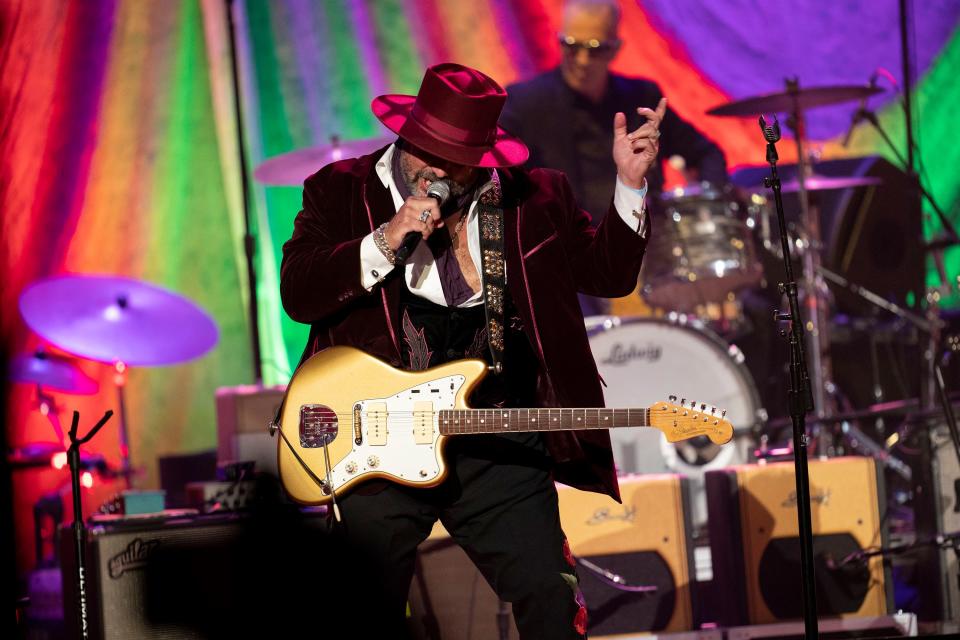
[399,153,471,198]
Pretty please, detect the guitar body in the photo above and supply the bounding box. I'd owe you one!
[278,346,488,505]
[277,346,733,505]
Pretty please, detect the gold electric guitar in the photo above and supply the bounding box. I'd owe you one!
[275,346,734,505]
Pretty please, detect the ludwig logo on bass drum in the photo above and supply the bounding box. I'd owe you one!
[600,342,662,365]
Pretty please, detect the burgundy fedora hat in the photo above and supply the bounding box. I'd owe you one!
[371,63,528,168]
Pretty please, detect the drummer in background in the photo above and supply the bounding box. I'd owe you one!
[500,0,727,227]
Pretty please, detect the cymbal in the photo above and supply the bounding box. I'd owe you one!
[10,351,98,394]
[779,174,882,193]
[254,136,394,186]
[7,441,106,471]
[707,84,883,117]
[19,275,218,366]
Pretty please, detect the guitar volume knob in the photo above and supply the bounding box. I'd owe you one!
[367,455,380,468]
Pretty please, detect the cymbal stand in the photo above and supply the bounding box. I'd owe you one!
[760,114,819,639]
[112,362,133,489]
[785,78,834,443]
[35,385,67,449]
[67,409,113,639]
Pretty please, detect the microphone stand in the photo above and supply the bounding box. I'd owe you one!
[67,409,114,640]
[225,0,264,384]
[760,114,819,639]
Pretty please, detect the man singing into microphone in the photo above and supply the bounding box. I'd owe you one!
[281,62,663,638]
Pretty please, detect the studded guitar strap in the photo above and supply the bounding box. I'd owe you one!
[477,174,506,374]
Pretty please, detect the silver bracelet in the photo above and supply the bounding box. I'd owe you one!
[373,223,399,265]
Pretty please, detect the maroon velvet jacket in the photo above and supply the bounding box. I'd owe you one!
[280,146,648,501]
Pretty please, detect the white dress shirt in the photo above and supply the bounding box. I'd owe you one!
[359,144,647,308]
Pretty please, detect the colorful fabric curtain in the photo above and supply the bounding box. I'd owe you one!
[2,0,958,571]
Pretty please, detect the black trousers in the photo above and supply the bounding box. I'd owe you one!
[335,432,587,639]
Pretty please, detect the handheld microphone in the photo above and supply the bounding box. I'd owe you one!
[394,179,452,263]
[842,72,878,147]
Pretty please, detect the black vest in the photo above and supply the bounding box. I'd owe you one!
[397,284,538,410]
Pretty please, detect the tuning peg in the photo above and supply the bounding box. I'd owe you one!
[689,399,695,409]
[721,410,727,419]
[680,398,686,406]
[700,403,707,411]
[710,406,716,414]
[669,394,677,402]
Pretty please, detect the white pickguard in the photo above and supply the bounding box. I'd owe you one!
[327,374,466,488]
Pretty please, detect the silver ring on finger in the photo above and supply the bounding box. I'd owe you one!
[419,210,430,223]
[650,129,661,141]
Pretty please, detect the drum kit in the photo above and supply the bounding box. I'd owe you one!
[589,80,959,529]
[10,275,218,486]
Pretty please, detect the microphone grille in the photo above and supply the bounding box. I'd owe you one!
[426,179,452,204]
[758,115,782,143]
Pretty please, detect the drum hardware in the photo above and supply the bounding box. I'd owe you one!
[18,275,219,488]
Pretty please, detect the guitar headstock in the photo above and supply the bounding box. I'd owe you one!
[649,397,734,445]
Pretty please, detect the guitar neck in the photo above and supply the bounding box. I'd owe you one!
[437,408,651,435]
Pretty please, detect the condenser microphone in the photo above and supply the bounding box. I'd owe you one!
[394,179,452,263]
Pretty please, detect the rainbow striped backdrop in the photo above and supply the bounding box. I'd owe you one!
[2,0,958,569]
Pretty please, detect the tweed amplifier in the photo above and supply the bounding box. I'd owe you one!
[705,456,893,626]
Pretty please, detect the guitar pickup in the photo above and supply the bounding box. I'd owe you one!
[412,401,433,445]
[366,402,388,446]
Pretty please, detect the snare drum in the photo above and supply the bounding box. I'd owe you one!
[587,316,766,528]
[641,184,762,312]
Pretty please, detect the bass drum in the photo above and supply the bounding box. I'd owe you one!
[586,316,766,530]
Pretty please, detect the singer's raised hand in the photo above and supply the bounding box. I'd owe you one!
[613,97,667,189]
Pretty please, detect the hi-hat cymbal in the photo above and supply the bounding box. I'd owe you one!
[254,136,394,186]
[707,84,883,117]
[19,275,218,366]
[779,174,882,193]
[10,351,98,394]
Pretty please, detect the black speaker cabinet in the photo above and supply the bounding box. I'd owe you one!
[59,509,365,639]
[558,473,697,635]
[706,456,894,626]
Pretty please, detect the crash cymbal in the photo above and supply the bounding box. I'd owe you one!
[19,275,218,366]
[254,135,394,186]
[779,174,882,193]
[10,351,98,394]
[707,84,883,117]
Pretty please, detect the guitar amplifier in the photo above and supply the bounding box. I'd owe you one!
[705,457,894,626]
[215,384,285,476]
[59,509,364,639]
[410,475,696,639]
[559,473,698,635]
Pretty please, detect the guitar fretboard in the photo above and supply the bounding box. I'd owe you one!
[437,408,651,435]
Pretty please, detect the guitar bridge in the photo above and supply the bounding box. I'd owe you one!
[299,404,338,448]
